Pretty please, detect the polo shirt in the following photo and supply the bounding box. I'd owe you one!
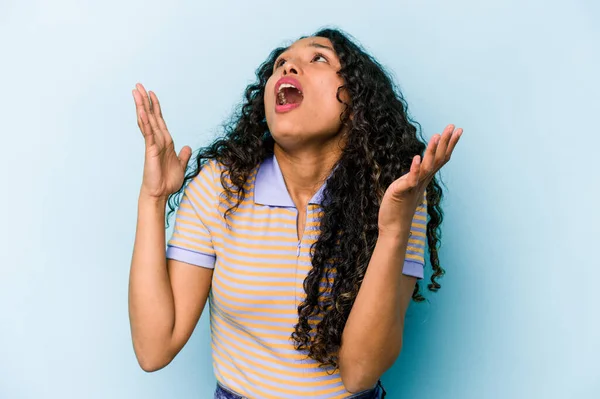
[166,154,428,399]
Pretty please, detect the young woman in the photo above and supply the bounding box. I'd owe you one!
[128,28,462,399]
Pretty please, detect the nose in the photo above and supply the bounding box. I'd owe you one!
[282,59,300,76]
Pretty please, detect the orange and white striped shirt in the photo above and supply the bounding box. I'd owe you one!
[166,155,427,399]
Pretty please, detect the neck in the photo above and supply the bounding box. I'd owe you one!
[273,139,343,208]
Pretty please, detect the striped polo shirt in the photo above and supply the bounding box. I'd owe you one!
[166,154,428,399]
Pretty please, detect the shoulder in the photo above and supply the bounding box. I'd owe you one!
[189,158,225,187]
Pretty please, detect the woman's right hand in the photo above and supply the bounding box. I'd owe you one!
[133,83,192,201]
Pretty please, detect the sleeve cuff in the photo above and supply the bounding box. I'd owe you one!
[166,245,216,269]
[402,260,424,279]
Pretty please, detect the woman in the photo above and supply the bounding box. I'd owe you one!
[128,28,462,399]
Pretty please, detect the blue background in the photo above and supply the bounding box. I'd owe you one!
[1,0,598,398]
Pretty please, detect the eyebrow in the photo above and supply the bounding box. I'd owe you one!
[308,42,335,52]
[274,41,336,66]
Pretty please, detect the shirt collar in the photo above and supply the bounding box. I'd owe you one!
[254,154,327,207]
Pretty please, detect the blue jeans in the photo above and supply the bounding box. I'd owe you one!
[214,380,386,399]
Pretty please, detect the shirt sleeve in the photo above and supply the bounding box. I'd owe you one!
[166,160,219,269]
[402,191,428,279]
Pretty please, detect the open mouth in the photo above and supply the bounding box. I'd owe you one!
[275,77,304,111]
[277,84,303,105]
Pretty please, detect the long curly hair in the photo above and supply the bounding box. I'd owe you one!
[166,27,445,370]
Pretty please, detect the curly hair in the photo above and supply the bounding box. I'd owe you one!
[166,27,445,370]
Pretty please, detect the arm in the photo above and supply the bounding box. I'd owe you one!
[128,194,213,372]
[338,224,417,392]
[128,83,215,372]
[339,124,463,392]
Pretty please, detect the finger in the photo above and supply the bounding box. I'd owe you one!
[445,127,463,161]
[433,124,454,167]
[136,83,165,146]
[133,89,155,147]
[420,134,440,179]
[150,90,164,120]
[149,91,174,144]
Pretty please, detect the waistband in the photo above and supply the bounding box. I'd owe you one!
[215,380,385,399]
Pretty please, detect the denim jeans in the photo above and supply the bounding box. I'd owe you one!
[214,380,386,399]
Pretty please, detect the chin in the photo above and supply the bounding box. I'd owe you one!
[268,119,303,139]
[270,130,306,150]
[267,117,343,150]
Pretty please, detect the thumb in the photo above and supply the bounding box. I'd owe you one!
[388,155,420,196]
[409,155,421,187]
[178,145,193,169]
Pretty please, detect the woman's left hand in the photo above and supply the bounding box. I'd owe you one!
[378,124,463,237]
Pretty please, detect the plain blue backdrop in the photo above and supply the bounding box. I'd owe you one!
[1,0,598,398]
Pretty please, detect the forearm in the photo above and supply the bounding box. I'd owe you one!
[339,229,414,392]
[128,194,176,370]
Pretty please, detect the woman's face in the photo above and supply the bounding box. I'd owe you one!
[264,37,348,151]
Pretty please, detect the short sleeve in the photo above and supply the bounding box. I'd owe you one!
[402,191,428,279]
[166,160,219,269]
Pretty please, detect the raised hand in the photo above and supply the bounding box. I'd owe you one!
[133,83,192,200]
[378,124,463,236]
